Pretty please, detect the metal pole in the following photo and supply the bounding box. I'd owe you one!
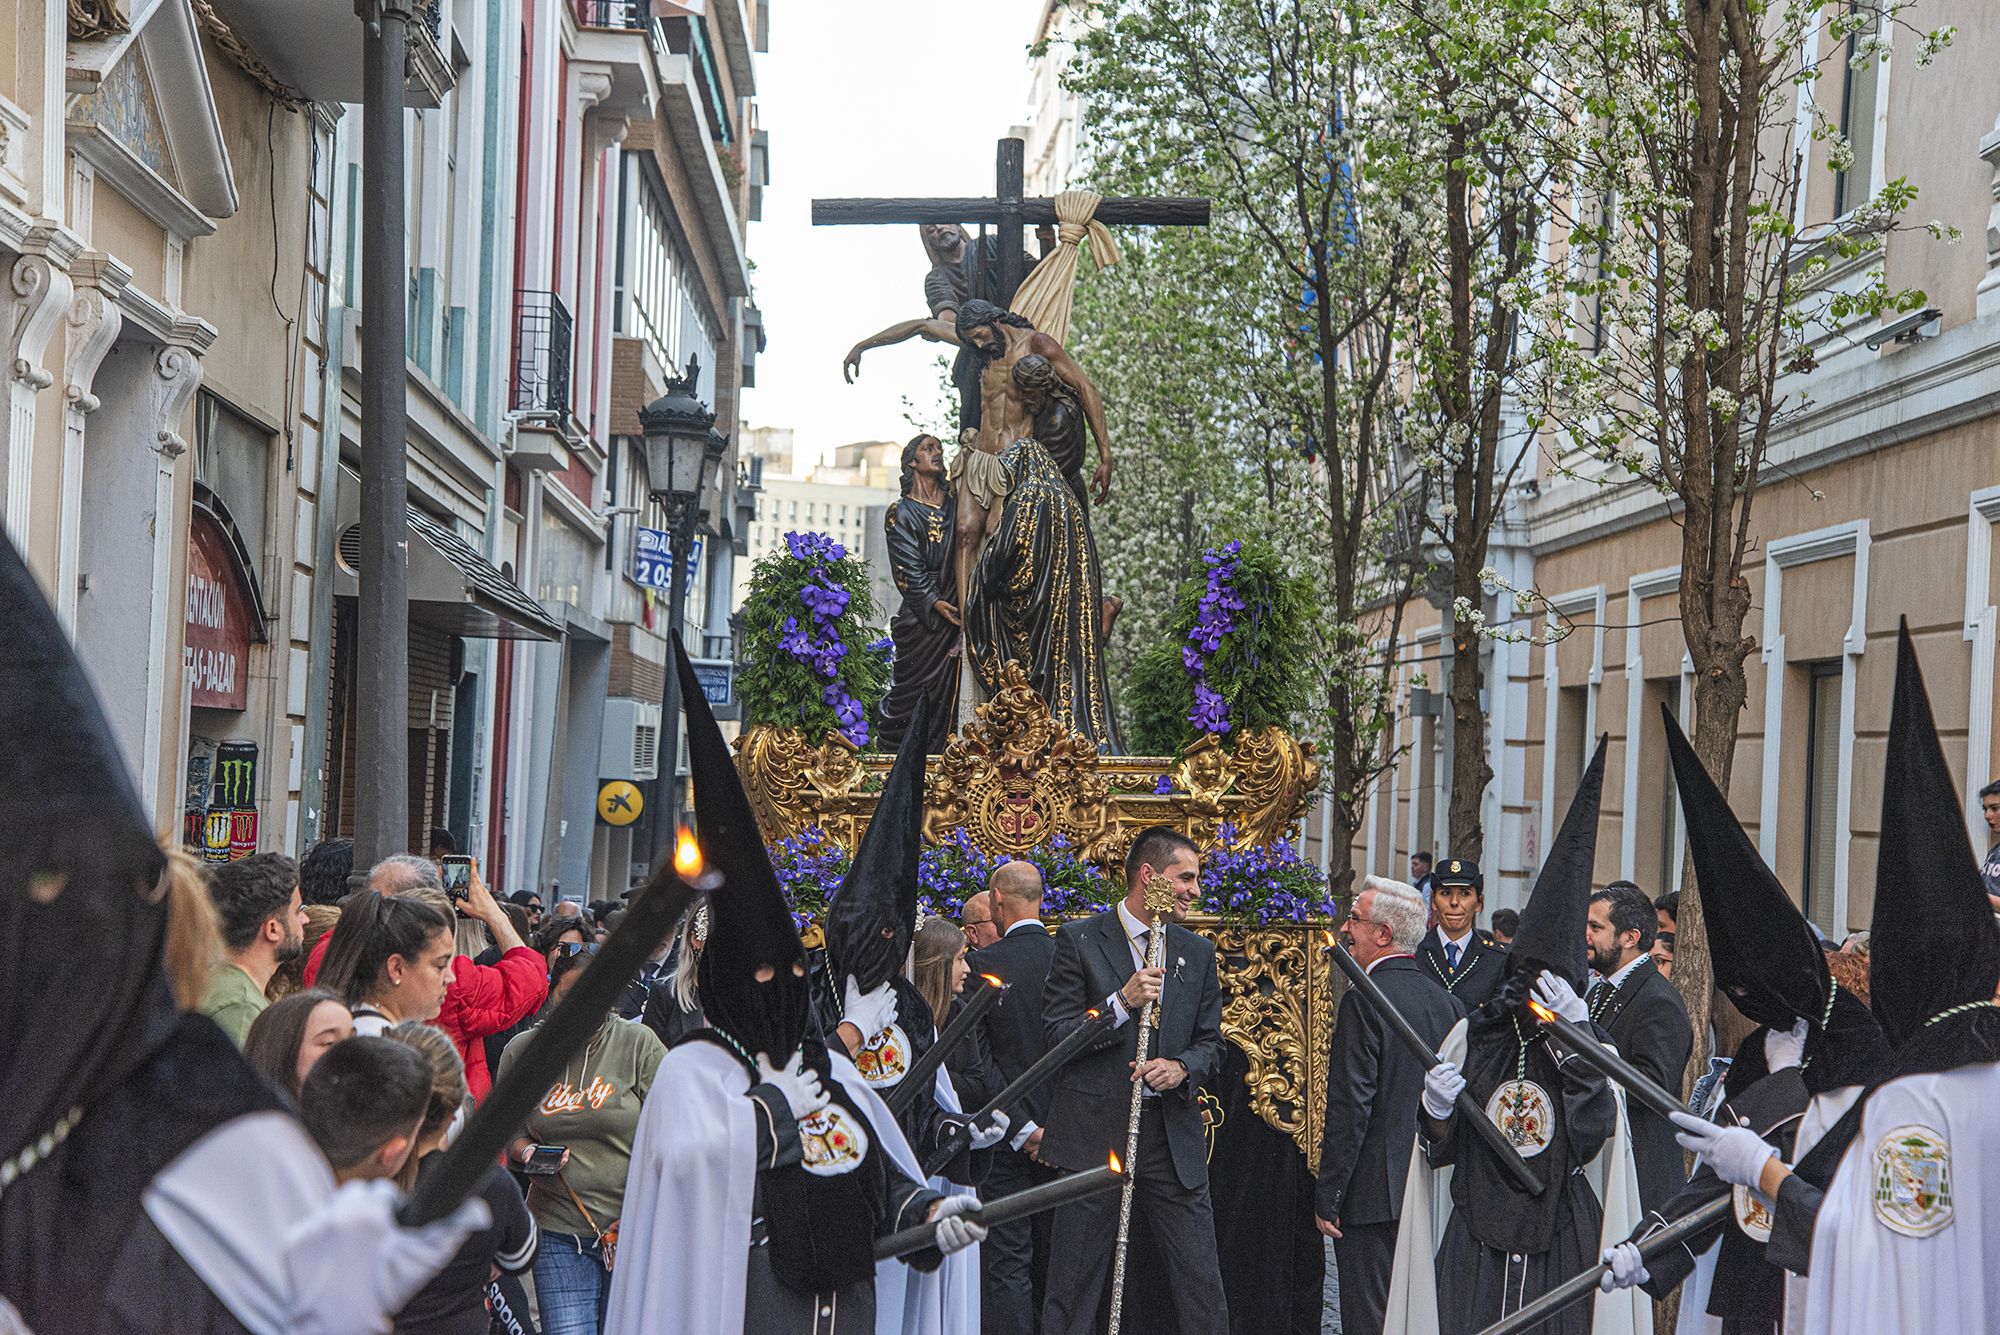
[649,519,691,870]
[353,0,414,868]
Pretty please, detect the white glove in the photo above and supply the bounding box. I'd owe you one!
[284,1180,492,1335]
[931,1195,988,1254]
[756,1051,830,1120]
[967,1109,1012,1152]
[1422,1061,1466,1120]
[1764,1017,1809,1072]
[1534,971,1589,1024]
[1599,1241,1650,1292]
[842,974,899,1038]
[1670,1110,1778,1189]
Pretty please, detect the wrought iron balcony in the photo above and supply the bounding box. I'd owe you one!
[577,0,646,29]
[512,289,574,421]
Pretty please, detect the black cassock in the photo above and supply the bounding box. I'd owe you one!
[877,494,958,756]
[1427,1019,1616,1335]
[968,438,1120,752]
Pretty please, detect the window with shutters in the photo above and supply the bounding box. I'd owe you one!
[1802,661,1843,928]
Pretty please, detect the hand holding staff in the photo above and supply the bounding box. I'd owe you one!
[1472,1195,1732,1335]
[874,1159,1125,1261]
[922,1005,1119,1178]
[1526,990,1694,1121]
[1324,938,1545,1197]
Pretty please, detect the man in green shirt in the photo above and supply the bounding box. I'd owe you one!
[200,852,307,1045]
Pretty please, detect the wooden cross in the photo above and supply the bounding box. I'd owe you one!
[813,138,1209,302]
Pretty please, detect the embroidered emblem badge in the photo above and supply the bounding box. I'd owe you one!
[852,1022,910,1087]
[1486,1079,1555,1158]
[1872,1123,1952,1238]
[1732,1183,1774,1242]
[798,1104,870,1177]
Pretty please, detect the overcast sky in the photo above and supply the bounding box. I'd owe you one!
[736,1,1046,469]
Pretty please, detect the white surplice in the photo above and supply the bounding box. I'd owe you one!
[1801,1064,2000,1335]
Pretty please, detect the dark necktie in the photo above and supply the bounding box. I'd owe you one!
[1446,940,1460,970]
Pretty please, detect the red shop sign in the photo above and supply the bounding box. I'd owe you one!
[186,512,254,710]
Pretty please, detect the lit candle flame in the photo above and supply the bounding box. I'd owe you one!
[1108,1152,1122,1174]
[673,829,702,878]
[981,974,1003,988]
[1322,929,1336,948]
[1527,998,1556,1024]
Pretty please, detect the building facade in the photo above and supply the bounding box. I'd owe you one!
[1354,3,2000,935]
[0,0,769,903]
[733,429,899,629]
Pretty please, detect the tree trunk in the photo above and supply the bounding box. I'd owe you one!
[1447,562,1492,864]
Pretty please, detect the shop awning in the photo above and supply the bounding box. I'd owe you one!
[333,470,561,642]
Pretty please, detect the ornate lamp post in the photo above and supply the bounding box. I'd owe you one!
[638,356,729,865]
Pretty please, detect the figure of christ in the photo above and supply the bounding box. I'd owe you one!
[906,222,1050,432]
[842,300,1113,648]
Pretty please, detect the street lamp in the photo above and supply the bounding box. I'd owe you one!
[638,355,729,865]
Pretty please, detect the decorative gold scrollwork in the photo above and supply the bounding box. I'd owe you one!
[733,666,1320,873]
[1211,923,1337,1173]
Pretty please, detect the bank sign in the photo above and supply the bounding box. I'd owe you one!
[185,513,253,710]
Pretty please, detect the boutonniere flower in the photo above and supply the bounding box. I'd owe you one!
[1175,955,1186,977]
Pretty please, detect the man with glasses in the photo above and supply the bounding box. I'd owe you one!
[1316,878,1461,1335]
[961,888,1000,950]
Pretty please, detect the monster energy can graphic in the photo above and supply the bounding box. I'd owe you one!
[200,741,261,862]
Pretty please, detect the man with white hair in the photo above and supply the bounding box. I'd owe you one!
[1315,877,1463,1335]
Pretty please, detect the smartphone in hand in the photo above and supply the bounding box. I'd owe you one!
[521,1143,567,1176]
[441,854,474,902]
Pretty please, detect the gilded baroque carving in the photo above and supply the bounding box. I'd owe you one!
[1210,924,1336,1173]
[734,661,1320,869]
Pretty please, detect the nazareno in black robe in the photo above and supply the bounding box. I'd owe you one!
[716,1033,944,1333]
[967,438,1121,752]
[876,493,958,756]
[1426,1015,1617,1335]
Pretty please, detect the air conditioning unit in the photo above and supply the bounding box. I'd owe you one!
[601,698,662,781]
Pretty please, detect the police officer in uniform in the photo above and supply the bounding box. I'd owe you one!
[1415,859,1509,1009]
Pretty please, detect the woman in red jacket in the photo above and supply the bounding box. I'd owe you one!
[303,855,547,1103]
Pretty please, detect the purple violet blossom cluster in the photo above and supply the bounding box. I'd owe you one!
[1184,540,1245,735]
[769,825,852,933]
[1199,822,1337,925]
[777,530,870,746]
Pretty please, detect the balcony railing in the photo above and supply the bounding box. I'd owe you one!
[577,0,646,29]
[512,289,574,420]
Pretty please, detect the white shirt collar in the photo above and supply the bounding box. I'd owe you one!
[1435,924,1473,952]
[1116,901,1151,941]
[1364,951,1415,975]
[1004,917,1046,936]
[1600,953,1649,991]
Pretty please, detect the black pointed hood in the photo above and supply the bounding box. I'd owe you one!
[1508,734,1609,992]
[1663,704,1830,1030]
[0,531,170,1169]
[1869,622,2000,1046]
[677,633,809,1063]
[823,699,928,993]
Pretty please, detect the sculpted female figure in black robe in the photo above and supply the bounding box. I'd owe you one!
[876,435,959,756]
[967,436,1122,752]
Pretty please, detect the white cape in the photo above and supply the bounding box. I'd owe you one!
[1800,1064,2000,1335]
[1382,1018,1651,1335]
[833,1056,978,1335]
[1779,1085,1862,1335]
[605,1039,758,1335]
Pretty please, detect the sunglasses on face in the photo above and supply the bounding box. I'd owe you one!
[556,942,600,957]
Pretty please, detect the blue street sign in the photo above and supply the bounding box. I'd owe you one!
[692,659,733,706]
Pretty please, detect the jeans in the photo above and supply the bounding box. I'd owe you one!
[533,1232,611,1335]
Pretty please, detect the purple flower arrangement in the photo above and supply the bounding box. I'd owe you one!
[738,531,891,747]
[769,825,853,933]
[916,826,1001,919]
[1199,822,1338,926]
[1184,540,1246,735]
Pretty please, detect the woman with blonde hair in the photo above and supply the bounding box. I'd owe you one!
[385,1022,538,1334]
[911,914,1002,1129]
